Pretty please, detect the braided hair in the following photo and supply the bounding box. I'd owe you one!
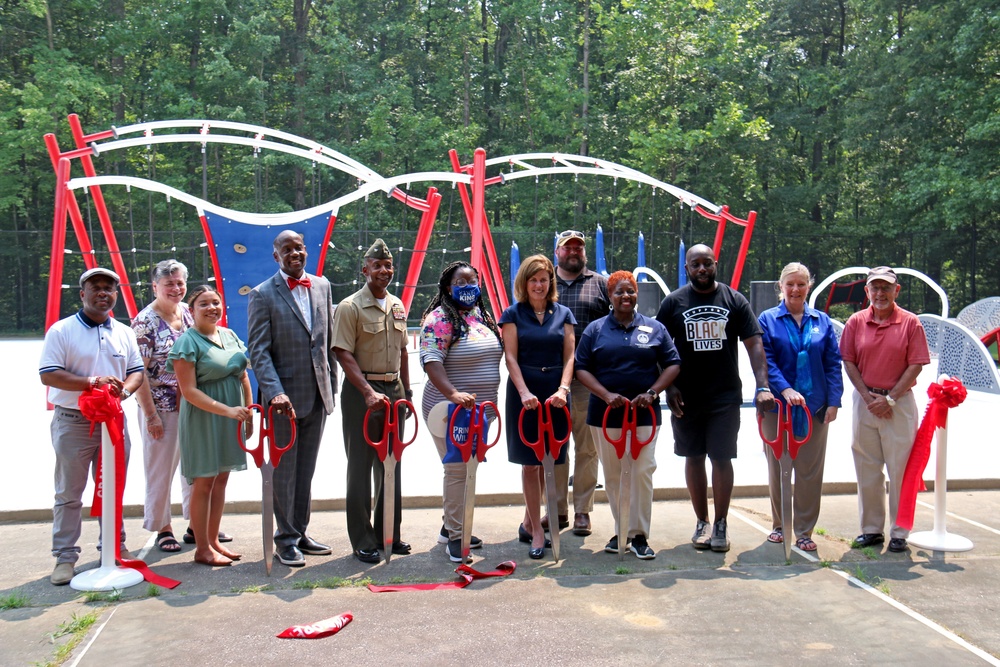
[421,261,503,349]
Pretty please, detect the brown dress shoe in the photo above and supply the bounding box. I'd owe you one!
[572,513,592,536]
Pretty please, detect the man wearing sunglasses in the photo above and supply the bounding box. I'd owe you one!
[840,266,929,554]
[552,229,609,537]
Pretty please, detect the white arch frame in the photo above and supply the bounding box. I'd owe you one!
[809,266,949,318]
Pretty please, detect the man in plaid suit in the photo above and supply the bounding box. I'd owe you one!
[247,230,339,567]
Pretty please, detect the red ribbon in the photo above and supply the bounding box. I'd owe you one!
[277,612,353,639]
[79,386,181,589]
[367,561,516,593]
[897,377,967,531]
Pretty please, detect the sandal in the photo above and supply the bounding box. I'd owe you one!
[156,531,182,552]
[767,528,783,544]
[183,527,234,544]
[795,537,817,552]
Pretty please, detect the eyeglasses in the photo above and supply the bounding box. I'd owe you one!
[557,230,585,242]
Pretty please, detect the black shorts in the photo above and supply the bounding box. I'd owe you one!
[671,403,741,460]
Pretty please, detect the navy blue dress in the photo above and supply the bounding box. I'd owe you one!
[499,302,576,466]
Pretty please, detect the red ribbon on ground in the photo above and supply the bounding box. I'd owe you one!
[367,561,517,593]
[277,612,353,639]
[79,386,181,589]
[897,377,968,531]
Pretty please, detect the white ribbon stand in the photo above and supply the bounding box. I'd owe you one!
[907,374,974,553]
[71,422,144,591]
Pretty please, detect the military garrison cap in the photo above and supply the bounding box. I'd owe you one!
[364,238,392,261]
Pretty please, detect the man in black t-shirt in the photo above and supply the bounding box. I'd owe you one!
[656,244,774,552]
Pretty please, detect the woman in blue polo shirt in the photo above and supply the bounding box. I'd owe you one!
[575,270,680,559]
[758,262,843,552]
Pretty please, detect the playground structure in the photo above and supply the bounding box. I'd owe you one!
[43,115,759,342]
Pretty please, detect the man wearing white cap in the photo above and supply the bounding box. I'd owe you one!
[39,267,145,584]
[840,266,930,553]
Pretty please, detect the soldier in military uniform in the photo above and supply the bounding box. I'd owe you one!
[332,239,412,563]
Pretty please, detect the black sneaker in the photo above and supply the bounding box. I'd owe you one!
[629,534,655,560]
[604,535,619,554]
[438,525,482,548]
[711,518,731,553]
[445,539,472,563]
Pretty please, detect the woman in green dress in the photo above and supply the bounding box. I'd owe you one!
[168,285,253,566]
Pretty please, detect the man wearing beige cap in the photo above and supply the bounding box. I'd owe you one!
[39,267,145,584]
[552,229,608,536]
[333,239,412,563]
[840,266,930,553]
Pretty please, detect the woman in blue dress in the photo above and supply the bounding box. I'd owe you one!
[499,255,576,559]
[168,285,254,567]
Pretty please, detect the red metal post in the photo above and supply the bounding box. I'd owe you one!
[197,212,227,326]
[45,158,71,333]
[400,188,441,315]
[67,114,138,317]
[728,210,756,291]
[316,211,338,277]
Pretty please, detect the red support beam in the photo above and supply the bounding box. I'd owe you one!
[400,187,441,315]
[45,158,71,334]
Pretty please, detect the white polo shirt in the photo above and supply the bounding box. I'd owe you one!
[39,311,144,409]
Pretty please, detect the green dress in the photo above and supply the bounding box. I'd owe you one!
[167,327,248,482]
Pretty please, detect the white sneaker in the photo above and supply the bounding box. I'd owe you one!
[692,520,712,550]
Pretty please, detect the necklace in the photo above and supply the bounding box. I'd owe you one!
[534,310,545,315]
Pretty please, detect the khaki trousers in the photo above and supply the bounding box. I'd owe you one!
[555,380,600,515]
[851,390,919,539]
[139,408,193,532]
[761,411,830,541]
[592,425,657,539]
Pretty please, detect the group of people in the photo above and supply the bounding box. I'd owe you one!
[40,225,929,585]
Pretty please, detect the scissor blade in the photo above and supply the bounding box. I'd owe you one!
[382,455,396,564]
[261,464,275,576]
[780,449,794,561]
[618,455,632,561]
[542,456,560,562]
[461,459,478,562]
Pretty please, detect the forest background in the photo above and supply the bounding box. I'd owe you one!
[1,0,997,331]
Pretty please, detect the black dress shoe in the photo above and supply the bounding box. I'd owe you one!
[528,546,545,559]
[852,533,885,548]
[353,548,381,564]
[391,541,411,555]
[518,523,532,543]
[888,538,909,553]
[298,536,332,555]
[275,544,305,567]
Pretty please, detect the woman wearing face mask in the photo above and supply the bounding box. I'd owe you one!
[757,262,843,552]
[419,262,504,563]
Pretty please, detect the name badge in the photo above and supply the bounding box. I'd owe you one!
[638,325,653,333]
[391,303,406,321]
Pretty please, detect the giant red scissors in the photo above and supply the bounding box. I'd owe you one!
[448,402,501,561]
[518,397,571,561]
[364,397,418,563]
[757,398,813,560]
[602,402,657,560]
[237,403,296,575]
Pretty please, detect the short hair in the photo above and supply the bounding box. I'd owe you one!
[151,259,189,283]
[513,254,558,304]
[607,270,637,295]
[186,284,219,307]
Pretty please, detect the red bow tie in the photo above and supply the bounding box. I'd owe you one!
[287,275,312,290]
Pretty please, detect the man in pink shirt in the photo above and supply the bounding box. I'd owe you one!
[840,266,930,553]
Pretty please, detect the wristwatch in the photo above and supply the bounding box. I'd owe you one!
[646,389,657,397]
[885,394,896,407]
[121,388,132,400]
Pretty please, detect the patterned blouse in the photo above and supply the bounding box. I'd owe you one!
[131,303,194,412]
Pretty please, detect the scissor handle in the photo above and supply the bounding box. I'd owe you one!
[602,402,657,460]
[473,401,502,462]
[757,398,813,460]
[264,404,296,468]
[518,398,570,463]
[364,398,417,462]
[364,398,392,462]
[448,405,476,463]
[238,404,267,468]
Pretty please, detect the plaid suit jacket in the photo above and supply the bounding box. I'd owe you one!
[247,271,338,416]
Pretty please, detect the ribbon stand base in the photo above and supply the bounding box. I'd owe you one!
[71,424,144,591]
[906,421,973,553]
